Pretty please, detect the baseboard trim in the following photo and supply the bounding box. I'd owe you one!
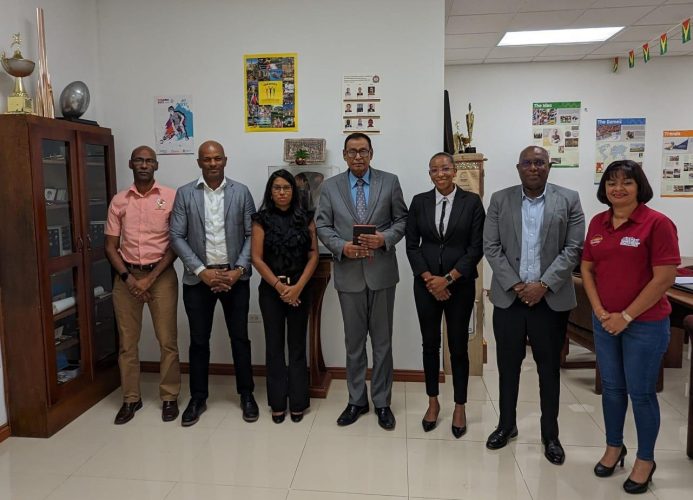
[0,423,10,443]
[140,362,436,382]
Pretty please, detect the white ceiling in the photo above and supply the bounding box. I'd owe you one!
[445,0,693,64]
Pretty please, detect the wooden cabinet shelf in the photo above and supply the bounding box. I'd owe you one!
[0,115,120,438]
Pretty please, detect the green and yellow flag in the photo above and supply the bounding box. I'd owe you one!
[643,43,650,62]
[660,33,668,55]
[683,19,691,43]
[612,57,619,72]
[628,50,635,68]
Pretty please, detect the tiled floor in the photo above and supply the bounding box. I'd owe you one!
[1,305,691,499]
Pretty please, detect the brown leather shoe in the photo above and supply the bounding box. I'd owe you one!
[162,400,179,422]
[114,400,143,425]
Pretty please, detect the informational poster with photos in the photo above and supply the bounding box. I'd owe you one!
[342,74,381,133]
[532,101,580,168]
[594,118,646,184]
[154,95,194,155]
[661,130,693,197]
[244,53,297,132]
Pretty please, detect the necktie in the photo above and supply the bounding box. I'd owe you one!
[439,199,447,237]
[355,178,367,223]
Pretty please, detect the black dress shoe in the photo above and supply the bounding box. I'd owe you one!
[376,406,396,430]
[485,426,518,450]
[623,461,656,494]
[451,424,467,439]
[543,438,566,465]
[337,404,369,426]
[162,400,179,422]
[594,445,627,477]
[114,400,143,425]
[241,394,259,422]
[272,412,286,424]
[290,412,304,423]
[181,399,206,427]
[421,418,437,432]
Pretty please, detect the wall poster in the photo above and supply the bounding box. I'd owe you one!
[154,95,194,155]
[532,101,580,168]
[594,118,646,184]
[342,74,381,134]
[244,53,297,132]
[661,130,693,197]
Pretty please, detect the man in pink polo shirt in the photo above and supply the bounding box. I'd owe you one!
[105,145,181,424]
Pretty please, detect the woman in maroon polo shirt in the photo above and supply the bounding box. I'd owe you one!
[581,160,680,494]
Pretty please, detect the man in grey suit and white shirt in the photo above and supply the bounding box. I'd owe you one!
[483,146,584,465]
[316,132,408,430]
[169,140,258,427]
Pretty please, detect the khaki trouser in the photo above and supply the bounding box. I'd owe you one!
[113,266,180,403]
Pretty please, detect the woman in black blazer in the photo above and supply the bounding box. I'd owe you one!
[405,152,485,437]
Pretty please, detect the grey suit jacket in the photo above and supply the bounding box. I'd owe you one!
[315,167,408,292]
[483,183,585,311]
[169,177,255,285]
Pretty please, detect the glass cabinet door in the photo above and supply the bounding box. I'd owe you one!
[82,140,118,367]
[42,139,77,258]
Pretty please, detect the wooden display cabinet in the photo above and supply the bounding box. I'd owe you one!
[0,115,120,437]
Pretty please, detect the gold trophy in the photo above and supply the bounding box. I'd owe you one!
[1,33,35,114]
[465,102,475,152]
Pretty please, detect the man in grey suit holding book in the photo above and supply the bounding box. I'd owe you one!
[316,132,408,430]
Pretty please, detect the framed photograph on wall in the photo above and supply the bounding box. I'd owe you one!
[44,188,57,201]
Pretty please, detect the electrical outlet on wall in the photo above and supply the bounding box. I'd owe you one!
[248,313,262,323]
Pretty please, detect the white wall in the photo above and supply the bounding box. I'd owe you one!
[446,57,693,289]
[96,0,445,370]
[0,0,101,429]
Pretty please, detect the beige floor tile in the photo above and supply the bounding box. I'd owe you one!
[288,492,406,500]
[74,424,213,481]
[407,438,532,499]
[405,398,498,442]
[180,426,308,488]
[643,449,693,500]
[0,471,67,500]
[513,443,657,499]
[292,433,408,497]
[167,483,288,500]
[45,476,174,500]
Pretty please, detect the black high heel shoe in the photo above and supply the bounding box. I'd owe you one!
[623,461,656,494]
[421,418,437,432]
[451,406,466,439]
[272,412,286,424]
[594,445,627,477]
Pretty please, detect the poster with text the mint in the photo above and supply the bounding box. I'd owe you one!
[532,101,580,168]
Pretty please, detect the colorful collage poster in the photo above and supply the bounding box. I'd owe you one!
[342,74,381,134]
[661,130,693,197]
[154,95,194,155]
[532,101,580,168]
[594,118,646,184]
[244,53,297,132]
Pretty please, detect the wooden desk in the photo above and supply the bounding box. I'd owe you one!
[307,254,333,398]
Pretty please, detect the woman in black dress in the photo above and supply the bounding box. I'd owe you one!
[251,169,318,423]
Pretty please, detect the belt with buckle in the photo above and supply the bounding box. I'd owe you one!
[206,264,231,270]
[124,261,160,271]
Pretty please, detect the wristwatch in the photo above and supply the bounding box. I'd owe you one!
[539,281,549,289]
[444,273,455,286]
[120,271,130,282]
[234,265,247,276]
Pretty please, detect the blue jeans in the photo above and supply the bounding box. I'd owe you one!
[593,314,670,461]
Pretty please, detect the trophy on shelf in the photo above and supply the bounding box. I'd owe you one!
[1,33,35,114]
[465,102,475,153]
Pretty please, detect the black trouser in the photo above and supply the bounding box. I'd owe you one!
[493,298,569,440]
[183,280,254,401]
[258,281,311,413]
[414,278,476,404]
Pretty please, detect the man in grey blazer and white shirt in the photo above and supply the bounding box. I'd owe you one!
[483,145,584,465]
[169,140,258,427]
[316,132,408,430]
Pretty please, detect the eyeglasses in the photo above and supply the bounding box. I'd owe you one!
[131,157,157,165]
[345,149,371,159]
[518,159,548,169]
[271,185,293,192]
[429,167,454,176]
